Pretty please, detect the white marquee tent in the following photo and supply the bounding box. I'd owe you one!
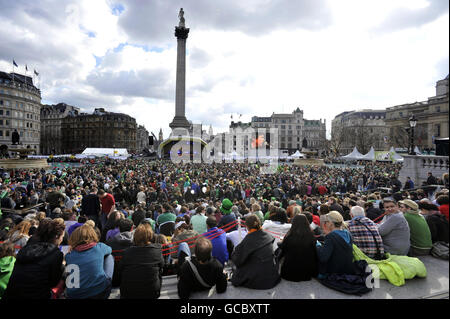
[340,147,364,160]
[288,150,305,159]
[389,147,404,162]
[81,148,130,158]
[360,146,375,161]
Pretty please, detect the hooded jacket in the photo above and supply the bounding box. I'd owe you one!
[3,241,63,299]
[231,229,281,289]
[0,256,16,299]
[106,231,134,287]
[317,230,357,277]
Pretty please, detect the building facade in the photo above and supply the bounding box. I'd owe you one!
[61,108,137,154]
[40,103,80,154]
[331,109,388,155]
[0,71,41,153]
[136,125,150,152]
[251,107,326,154]
[385,75,449,152]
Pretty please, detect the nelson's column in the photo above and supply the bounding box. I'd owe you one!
[159,8,207,159]
[169,7,191,134]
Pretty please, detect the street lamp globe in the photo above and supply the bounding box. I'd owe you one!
[409,115,417,128]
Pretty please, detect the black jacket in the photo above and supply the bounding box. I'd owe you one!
[177,257,227,299]
[81,193,100,216]
[278,233,318,282]
[118,244,164,299]
[425,213,449,243]
[106,231,134,287]
[4,241,64,299]
[231,230,281,289]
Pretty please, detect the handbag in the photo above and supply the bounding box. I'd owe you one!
[355,219,386,260]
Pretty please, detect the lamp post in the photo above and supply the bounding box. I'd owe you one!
[408,115,417,155]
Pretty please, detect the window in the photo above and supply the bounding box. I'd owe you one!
[0,131,2,136]
[436,106,441,113]
[0,110,2,115]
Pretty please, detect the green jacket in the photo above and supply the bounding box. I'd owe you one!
[353,244,427,287]
[0,256,16,299]
[404,211,433,250]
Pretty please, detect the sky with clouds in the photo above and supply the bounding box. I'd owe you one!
[0,0,448,139]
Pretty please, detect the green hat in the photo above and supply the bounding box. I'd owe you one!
[220,198,233,215]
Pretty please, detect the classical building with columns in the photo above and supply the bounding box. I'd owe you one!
[385,75,449,152]
[251,108,327,154]
[0,71,41,153]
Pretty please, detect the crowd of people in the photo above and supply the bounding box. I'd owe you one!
[0,158,448,299]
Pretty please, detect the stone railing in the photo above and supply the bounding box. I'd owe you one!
[399,154,449,186]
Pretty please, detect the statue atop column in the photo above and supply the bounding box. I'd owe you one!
[178,8,185,27]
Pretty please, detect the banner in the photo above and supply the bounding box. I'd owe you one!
[374,151,394,162]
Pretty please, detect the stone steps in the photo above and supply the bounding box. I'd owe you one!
[109,255,449,299]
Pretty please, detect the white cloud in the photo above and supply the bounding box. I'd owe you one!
[0,0,448,140]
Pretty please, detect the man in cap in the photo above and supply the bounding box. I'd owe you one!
[400,199,432,256]
[217,198,237,232]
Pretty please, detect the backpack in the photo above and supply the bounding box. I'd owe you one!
[431,241,449,260]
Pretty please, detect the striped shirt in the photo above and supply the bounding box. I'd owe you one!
[348,216,384,259]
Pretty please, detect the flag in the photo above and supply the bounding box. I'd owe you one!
[231,115,233,119]
[25,64,28,71]
[34,69,39,76]
[13,60,18,67]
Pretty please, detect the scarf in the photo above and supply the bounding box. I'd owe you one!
[74,242,97,252]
